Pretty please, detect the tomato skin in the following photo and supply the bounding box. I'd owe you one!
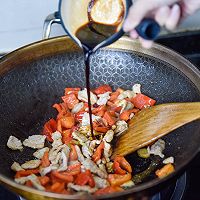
[95,186,123,195]
[75,111,85,123]
[75,170,95,187]
[131,93,156,109]
[108,173,132,186]
[92,142,104,162]
[62,94,79,109]
[43,118,57,142]
[94,85,112,95]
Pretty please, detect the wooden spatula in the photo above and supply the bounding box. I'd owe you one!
[112,102,200,158]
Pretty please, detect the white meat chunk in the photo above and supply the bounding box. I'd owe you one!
[118,90,136,100]
[49,144,66,163]
[11,162,24,172]
[7,136,23,150]
[81,112,101,126]
[103,130,114,143]
[68,183,97,193]
[23,135,46,149]
[116,99,127,113]
[94,176,109,189]
[82,143,92,158]
[98,163,107,175]
[52,131,63,148]
[40,164,58,176]
[15,177,28,184]
[103,142,112,162]
[148,139,165,158]
[21,160,41,169]
[163,156,174,164]
[132,84,141,94]
[114,120,128,137]
[97,92,111,105]
[82,159,107,179]
[72,102,84,113]
[78,88,97,105]
[57,145,70,171]
[72,130,88,145]
[27,174,45,191]
[75,145,85,162]
[33,147,49,159]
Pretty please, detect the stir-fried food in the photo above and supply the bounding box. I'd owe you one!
[7,84,175,195]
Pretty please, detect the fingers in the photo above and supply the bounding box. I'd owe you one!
[165,4,181,30]
[155,6,171,26]
[139,37,153,49]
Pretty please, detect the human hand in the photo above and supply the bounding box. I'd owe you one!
[123,0,200,48]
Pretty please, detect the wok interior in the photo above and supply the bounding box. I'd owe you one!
[0,43,200,192]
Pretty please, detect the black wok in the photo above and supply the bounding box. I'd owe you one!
[0,36,200,200]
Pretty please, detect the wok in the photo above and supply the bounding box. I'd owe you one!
[0,36,200,200]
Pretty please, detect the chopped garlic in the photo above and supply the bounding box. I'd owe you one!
[7,136,23,150]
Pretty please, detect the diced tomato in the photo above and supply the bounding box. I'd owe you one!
[113,156,132,175]
[116,88,124,93]
[69,145,78,161]
[131,93,156,109]
[41,151,50,168]
[42,118,57,142]
[95,186,123,195]
[110,106,122,113]
[93,126,109,133]
[75,111,85,123]
[155,163,175,178]
[75,170,95,187]
[92,105,107,114]
[15,169,39,178]
[50,182,65,193]
[108,173,132,186]
[92,142,104,162]
[62,129,72,144]
[109,91,120,102]
[65,87,81,96]
[60,115,75,129]
[93,85,112,95]
[103,111,117,126]
[66,162,81,176]
[51,171,74,182]
[62,94,79,109]
[38,176,50,186]
[25,180,33,187]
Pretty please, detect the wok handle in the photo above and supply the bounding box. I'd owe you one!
[42,12,61,39]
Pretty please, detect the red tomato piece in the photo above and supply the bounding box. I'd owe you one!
[65,87,81,96]
[62,94,79,109]
[94,85,112,95]
[42,118,57,142]
[131,93,156,109]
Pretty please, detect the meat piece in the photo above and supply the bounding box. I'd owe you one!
[98,163,107,175]
[81,112,101,126]
[57,146,70,171]
[68,183,97,193]
[40,164,58,176]
[103,141,112,162]
[118,90,136,100]
[132,84,141,94]
[21,160,41,169]
[114,120,128,137]
[33,147,49,159]
[97,92,111,105]
[89,140,97,153]
[7,136,23,150]
[163,157,174,164]
[78,89,97,105]
[103,130,114,143]
[51,152,61,165]
[72,102,84,113]
[148,139,165,158]
[82,143,92,158]
[51,131,63,148]
[82,158,107,178]
[27,174,45,191]
[15,174,45,191]
[23,135,46,149]
[72,131,88,145]
[94,176,109,189]
[11,162,24,172]
[116,99,127,113]
[75,145,85,163]
[49,144,66,163]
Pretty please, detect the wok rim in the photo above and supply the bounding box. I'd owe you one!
[0,36,200,199]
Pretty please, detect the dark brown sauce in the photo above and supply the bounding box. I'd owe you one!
[75,11,123,137]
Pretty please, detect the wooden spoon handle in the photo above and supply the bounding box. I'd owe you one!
[112,102,200,158]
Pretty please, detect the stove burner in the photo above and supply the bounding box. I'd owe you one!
[152,172,187,200]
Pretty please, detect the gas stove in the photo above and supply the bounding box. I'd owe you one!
[0,30,200,200]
